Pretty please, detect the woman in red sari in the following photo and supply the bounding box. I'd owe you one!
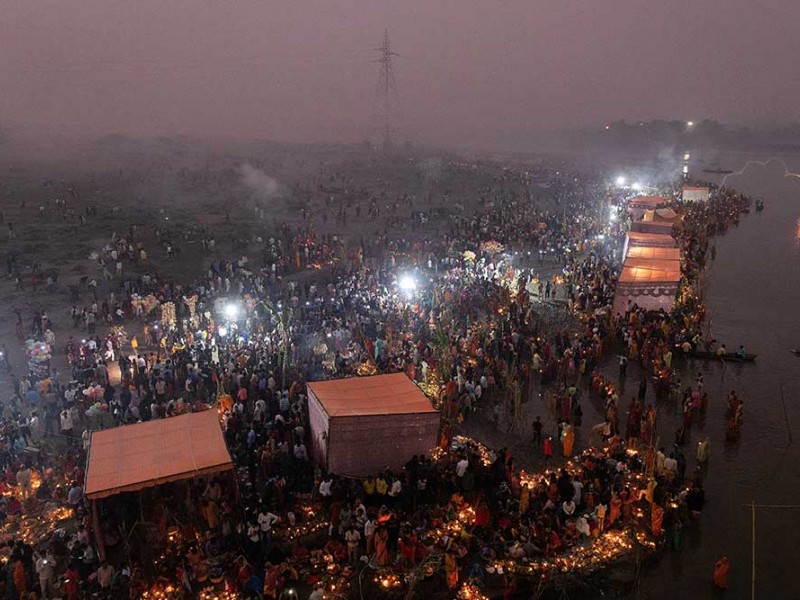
[63,565,81,600]
[399,532,417,565]
[13,559,28,598]
[474,497,490,528]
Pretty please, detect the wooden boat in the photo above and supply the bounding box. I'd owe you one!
[702,168,733,174]
[790,349,800,357]
[682,350,756,363]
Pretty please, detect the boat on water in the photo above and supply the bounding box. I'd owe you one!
[702,168,734,174]
[683,350,756,363]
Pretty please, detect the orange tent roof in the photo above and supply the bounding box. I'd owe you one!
[618,258,681,284]
[308,373,438,418]
[85,409,233,500]
[625,246,681,261]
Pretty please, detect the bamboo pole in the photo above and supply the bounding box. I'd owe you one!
[751,501,756,600]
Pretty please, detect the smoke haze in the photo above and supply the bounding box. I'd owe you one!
[0,1,798,148]
[239,164,286,203]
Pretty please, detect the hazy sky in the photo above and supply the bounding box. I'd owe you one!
[1,0,798,147]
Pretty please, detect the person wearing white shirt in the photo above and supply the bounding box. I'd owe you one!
[294,442,308,461]
[258,509,280,554]
[60,410,74,436]
[576,515,591,537]
[388,479,402,497]
[664,456,678,479]
[319,477,333,497]
[456,458,469,477]
[254,399,266,422]
[562,499,576,516]
[364,518,377,556]
[36,549,56,599]
[28,413,40,439]
[258,510,280,533]
[571,479,584,505]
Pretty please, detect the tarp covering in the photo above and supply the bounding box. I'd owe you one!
[306,373,439,417]
[625,246,681,261]
[682,186,709,202]
[642,208,680,223]
[630,220,675,235]
[625,231,677,248]
[654,208,679,221]
[618,258,681,284]
[616,223,680,315]
[85,409,233,500]
[627,195,669,209]
[307,374,440,476]
[612,282,678,316]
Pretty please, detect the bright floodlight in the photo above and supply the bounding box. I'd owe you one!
[398,275,417,292]
[632,182,643,191]
[687,121,694,128]
[615,176,626,186]
[224,304,238,319]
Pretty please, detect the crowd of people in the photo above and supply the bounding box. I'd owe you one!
[0,159,754,598]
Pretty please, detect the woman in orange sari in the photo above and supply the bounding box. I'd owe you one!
[519,484,530,516]
[375,526,390,566]
[651,503,664,537]
[444,550,459,590]
[713,555,730,589]
[562,425,575,456]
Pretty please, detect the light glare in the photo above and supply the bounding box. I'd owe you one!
[398,275,417,292]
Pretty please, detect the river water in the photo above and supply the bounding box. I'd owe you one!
[626,155,800,600]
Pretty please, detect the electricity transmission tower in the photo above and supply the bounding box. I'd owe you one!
[370,29,401,148]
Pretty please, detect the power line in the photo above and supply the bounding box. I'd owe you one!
[369,29,401,148]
